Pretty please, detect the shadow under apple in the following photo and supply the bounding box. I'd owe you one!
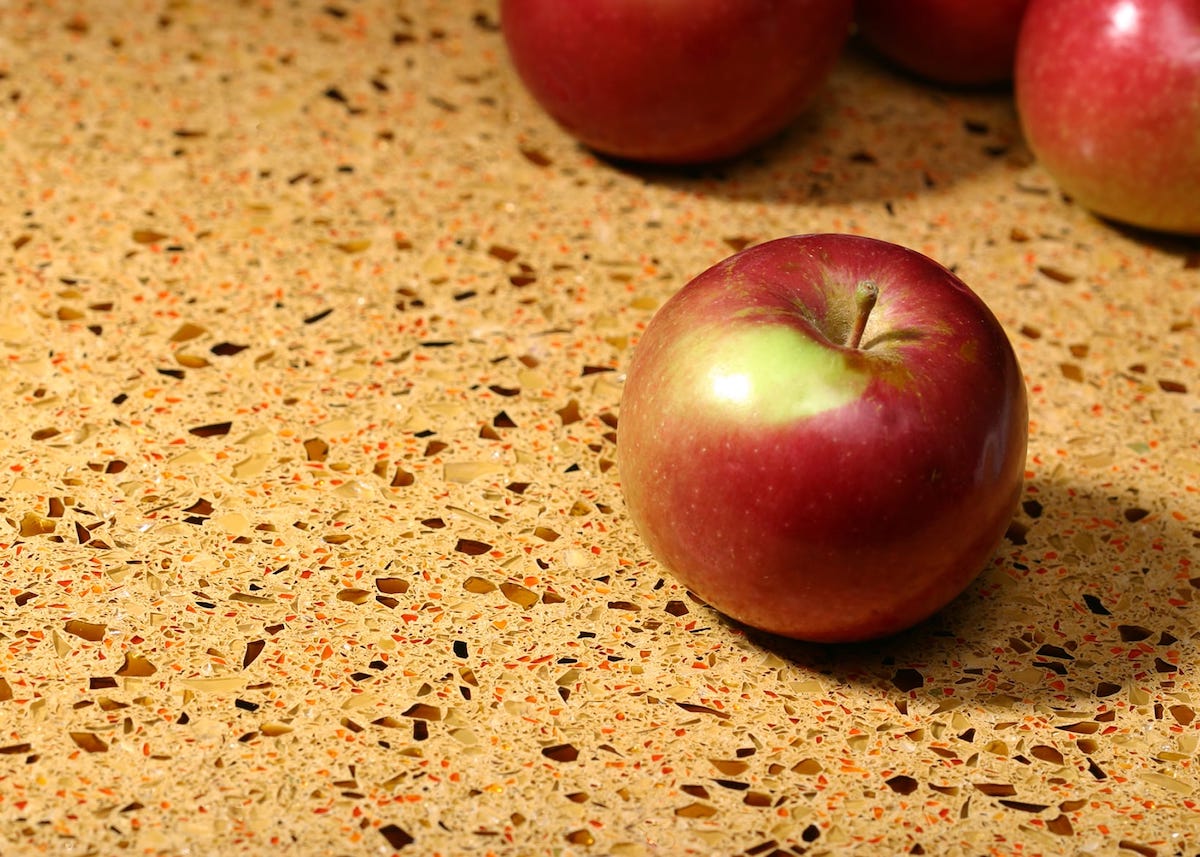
[725,473,1197,715]
[594,44,1029,210]
[1095,218,1200,261]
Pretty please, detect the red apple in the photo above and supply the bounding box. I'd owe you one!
[499,0,853,164]
[855,0,1030,86]
[1015,0,1200,235]
[617,235,1028,643]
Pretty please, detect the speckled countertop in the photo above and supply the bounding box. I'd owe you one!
[1,3,1198,856]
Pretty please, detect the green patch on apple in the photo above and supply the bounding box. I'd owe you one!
[680,324,869,424]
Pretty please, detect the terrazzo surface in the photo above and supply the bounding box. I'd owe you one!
[1,2,1198,855]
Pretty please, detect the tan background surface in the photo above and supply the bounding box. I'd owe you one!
[1,2,1198,855]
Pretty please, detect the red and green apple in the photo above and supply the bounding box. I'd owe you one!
[499,0,853,164]
[855,0,1030,86]
[1015,0,1200,235]
[617,234,1028,643]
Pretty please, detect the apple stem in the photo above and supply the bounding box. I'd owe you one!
[847,281,879,350]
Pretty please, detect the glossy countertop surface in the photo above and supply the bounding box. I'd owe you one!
[1,3,1197,855]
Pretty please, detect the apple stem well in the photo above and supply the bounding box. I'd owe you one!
[847,280,879,350]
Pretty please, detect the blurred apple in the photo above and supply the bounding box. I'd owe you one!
[617,235,1028,643]
[1015,0,1200,235]
[855,0,1030,86]
[500,0,853,164]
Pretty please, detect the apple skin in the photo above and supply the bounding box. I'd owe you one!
[617,235,1028,643]
[1015,0,1200,235]
[499,0,853,164]
[856,0,1030,86]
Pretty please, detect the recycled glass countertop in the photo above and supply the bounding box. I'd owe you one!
[1,3,1198,855]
